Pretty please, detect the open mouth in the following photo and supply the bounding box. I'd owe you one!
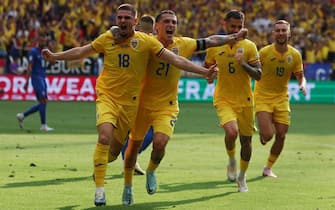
[166,29,174,35]
[120,25,127,30]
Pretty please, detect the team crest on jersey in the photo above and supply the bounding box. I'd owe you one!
[171,47,179,55]
[130,38,139,49]
[287,55,293,64]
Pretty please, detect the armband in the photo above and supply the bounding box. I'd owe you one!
[196,39,207,51]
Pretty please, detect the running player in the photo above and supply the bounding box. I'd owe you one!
[42,4,217,207]
[255,20,307,178]
[205,10,261,193]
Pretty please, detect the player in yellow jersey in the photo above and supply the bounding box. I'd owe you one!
[41,4,218,207]
[120,14,156,176]
[204,10,262,193]
[122,10,248,204]
[254,20,307,178]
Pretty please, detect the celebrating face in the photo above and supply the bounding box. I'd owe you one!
[273,22,291,45]
[116,10,137,38]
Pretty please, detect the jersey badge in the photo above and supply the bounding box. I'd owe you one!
[171,47,179,55]
[130,38,139,50]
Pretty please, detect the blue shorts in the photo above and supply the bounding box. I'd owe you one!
[31,77,48,100]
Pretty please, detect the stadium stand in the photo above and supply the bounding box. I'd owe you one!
[0,0,334,78]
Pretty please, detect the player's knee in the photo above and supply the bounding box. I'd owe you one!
[226,129,238,140]
[153,139,168,152]
[260,131,274,142]
[98,135,110,145]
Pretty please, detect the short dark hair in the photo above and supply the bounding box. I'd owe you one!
[225,10,245,21]
[117,4,137,18]
[155,10,176,23]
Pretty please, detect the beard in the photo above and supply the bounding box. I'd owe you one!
[276,37,288,45]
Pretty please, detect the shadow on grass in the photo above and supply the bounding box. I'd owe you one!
[159,179,231,193]
[57,206,80,210]
[1,172,125,189]
[80,191,236,210]
[1,176,92,188]
[247,175,266,183]
[158,175,265,194]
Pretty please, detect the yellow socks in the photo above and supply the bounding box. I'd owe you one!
[266,153,278,168]
[147,159,159,172]
[240,159,249,173]
[93,143,109,187]
[124,168,134,186]
[226,148,236,165]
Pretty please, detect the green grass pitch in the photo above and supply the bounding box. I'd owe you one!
[0,101,334,210]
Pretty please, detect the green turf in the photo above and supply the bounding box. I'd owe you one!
[0,101,334,210]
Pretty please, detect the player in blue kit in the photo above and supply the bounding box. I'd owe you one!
[16,32,54,131]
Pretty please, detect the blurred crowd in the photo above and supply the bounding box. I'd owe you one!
[0,0,335,72]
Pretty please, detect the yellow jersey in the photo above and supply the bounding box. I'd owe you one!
[254,44,303,101]
[139,36,197,110]
[92,31,164,106]
[205,39,259,107]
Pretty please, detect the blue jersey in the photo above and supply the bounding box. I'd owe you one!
[29,47,46,79]
[29,47,48,100]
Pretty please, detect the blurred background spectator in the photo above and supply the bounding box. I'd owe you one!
[0,0,334,78]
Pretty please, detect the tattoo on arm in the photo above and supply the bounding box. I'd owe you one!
[241,61,262,81]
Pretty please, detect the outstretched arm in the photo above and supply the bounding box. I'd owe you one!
[197,28,248,50]
[42,44,96,62]
[160,49,218,82]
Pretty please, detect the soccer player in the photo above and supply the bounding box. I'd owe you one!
[119,14,156,175]
[204,10,261,193]
[122,9,249,204]
[255,20,307,178]
[137,14,155,34]
[41,4,217,207]
[16,33,54,132]
[121,127,154,175]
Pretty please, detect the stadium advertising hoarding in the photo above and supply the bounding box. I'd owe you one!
[0,75,96,101]
[304,63,332,81]
[0,76,334,103]
[178,78,335,103]
[6,56,100,76]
